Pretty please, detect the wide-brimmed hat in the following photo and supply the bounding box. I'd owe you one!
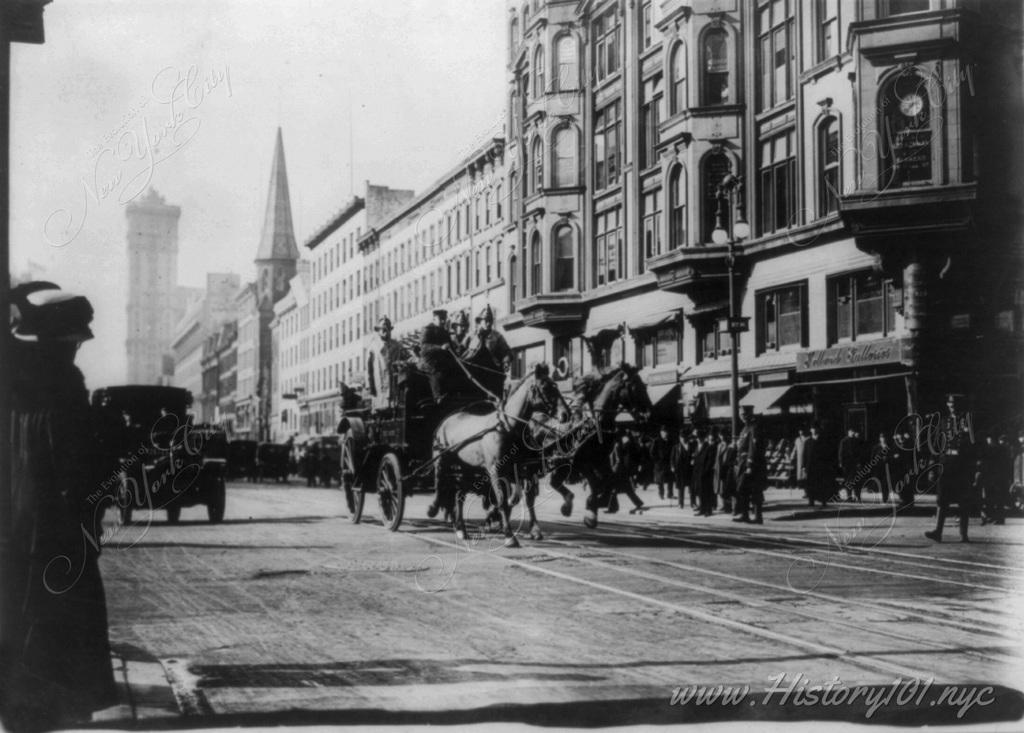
[432,309,448,319]
[10,281,94,343]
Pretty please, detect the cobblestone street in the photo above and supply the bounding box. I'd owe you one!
[92,481,1024,728]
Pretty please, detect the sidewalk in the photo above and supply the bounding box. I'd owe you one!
[87,649,179,728]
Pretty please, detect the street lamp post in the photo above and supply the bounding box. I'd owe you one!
[711,174,750,438]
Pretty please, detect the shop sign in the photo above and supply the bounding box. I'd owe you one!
[796,338,906,373]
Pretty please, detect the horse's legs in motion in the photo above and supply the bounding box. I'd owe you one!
[549,464,574,517]
[525,474,543,541]
[428,453,446,519]
[490,468,519,548]
[582,470,602,529]
[454,487,468,541]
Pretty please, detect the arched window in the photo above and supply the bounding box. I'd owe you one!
[530,232,542,295]
[510,16,519,57]
[671,43,686,114]
[702,152,732,242]
[533,45,545,97]
[532,137,544,194]
[552,126,577,188]
[553,225,574,292]
[881,70,933,189]
[669,166,687,249]
[818,117,840,216]
[702,28,729,106]
[555,34,578,91]
[509,171,518,215]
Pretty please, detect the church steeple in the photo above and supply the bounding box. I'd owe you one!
[255,128,298,307]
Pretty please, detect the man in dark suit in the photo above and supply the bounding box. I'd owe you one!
[692,428,717,516]
[671,430,694,509]
[838,427,865,502]
[650,426,673,500]
[734,405,767,524]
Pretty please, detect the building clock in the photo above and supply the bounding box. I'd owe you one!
[899,93,924,118]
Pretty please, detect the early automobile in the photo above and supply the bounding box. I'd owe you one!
[255,442,291,483]
[227,439,258,481]
[91,385,228,524]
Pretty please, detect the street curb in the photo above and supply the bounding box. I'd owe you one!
[91,654,180,726]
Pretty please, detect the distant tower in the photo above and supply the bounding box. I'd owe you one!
[125,189,181,384]
[254,128,299,439]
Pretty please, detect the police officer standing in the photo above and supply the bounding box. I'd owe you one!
[734,405,767,524]
[925,394,977,543]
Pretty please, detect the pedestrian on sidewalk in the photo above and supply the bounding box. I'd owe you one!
[792,425,809,496]
[870,431,897,504]
[804,424,833,508]
[718,432,738,515]
[650,426,673,500]
[734,406,767,524]
[692,427,717,516]
[610,431,646,514]
[671,429,694,510]
[1,283,118,732]
[838,427,865,502]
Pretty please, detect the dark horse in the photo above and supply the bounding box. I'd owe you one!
[429,364,565,548]
[528,364,652,529]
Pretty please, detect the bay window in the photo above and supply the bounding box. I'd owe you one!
[829,271,902,344]
[757,283,807,352]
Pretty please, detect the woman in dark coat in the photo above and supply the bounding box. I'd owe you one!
[691,429,718,516]
[804,425,835,507]
[1,283,117,731]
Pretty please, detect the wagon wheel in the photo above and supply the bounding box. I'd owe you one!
[340,435,363,523]
[376,452,405,532]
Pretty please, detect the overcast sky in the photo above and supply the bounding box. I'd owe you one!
[10,0,507,388]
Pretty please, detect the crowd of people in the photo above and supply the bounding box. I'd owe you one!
[598,409,1024,535]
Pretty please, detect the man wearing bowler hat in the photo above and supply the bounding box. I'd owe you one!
[734,404,767,524]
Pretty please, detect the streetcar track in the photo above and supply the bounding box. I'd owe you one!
[614,509,1024,575]
[560,516,1014,594]
[525,523,1021,660]
[406,532,948,682]
[540,517,1022,638]
[535,538,1018,665]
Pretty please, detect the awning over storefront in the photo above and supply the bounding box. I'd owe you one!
[739,385,793,413]
[627,310,680,333]
[583,323,624,340]
[647,382,680,409]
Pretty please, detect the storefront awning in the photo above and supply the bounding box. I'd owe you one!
[628,310,680,333]
[739,385,793,413]
[647,382,680,408]
[584,324,623,340]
